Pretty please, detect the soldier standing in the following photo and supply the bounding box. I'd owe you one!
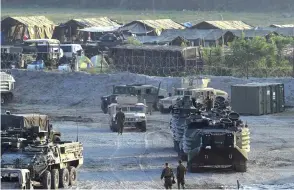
[115,108,125,135]
[176,160,187,189]
[205,93,213,112]
[161,163,175,189]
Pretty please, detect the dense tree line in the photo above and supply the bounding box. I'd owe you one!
[203,36,294,77]
[2,0,294,12]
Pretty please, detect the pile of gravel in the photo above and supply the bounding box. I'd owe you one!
[11,70,294,108]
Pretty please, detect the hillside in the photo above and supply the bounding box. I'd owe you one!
[2,0,294,12]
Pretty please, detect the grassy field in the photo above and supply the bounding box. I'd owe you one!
[1,7,293,26]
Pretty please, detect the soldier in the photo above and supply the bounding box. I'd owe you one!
[161,163,175,189]
[176,160,187,189]
[115,107,125,135]
[205,93,213,112]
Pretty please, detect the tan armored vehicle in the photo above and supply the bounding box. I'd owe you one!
[1,112,84,189]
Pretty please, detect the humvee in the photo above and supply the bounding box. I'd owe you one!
[108,95,147,132]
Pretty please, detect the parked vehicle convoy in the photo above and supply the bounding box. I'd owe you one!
[101,83,167,114]
[1,112,84,189]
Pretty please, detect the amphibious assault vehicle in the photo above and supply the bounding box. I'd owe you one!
[182,112,250,172]
[169,94,250,173]
[1,112,84,189]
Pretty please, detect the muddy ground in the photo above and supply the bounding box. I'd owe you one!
[2,102,294,189]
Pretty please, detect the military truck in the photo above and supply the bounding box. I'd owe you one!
[1,112,84,189]
[159,78,229,114]
[1,141,83,189]
[182,112,250,173]
[1,112,61,144]
[108,95,147,132]
[101,83,167,114]
[1,71,15,105]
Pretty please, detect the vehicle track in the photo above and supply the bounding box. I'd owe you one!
[137,120,172,189]
[109,134,128,188]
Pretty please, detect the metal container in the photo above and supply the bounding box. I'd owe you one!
[231,83,284,115]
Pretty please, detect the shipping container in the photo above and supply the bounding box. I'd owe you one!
[231,83,284,115]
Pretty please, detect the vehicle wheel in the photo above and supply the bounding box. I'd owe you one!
[51,169,59,189]
[140,121,147,132]
[53,135,61,143]
[59,168,70,188]
[1,95,6,105]
[234,160,247,172]
[42,170,51,189]
[69,166,77,186]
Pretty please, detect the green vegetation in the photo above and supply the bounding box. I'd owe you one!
[203,36,294,77]
[1,7,293,26]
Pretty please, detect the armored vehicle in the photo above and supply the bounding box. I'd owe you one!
[1,112,84,189]
[1,112,61,144]
[1,71,15,105]
[159,78,228,113]
[108,95,147,132]
[1,141,83,189]
[101,83,167,114]
[170,96,199,161]
[182,112,250,173]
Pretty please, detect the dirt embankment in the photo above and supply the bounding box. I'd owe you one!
[11,70,294,108]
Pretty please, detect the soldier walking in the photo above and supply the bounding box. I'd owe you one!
[161,163,175,189]
[115,107,125,135]
[176,160,187,189]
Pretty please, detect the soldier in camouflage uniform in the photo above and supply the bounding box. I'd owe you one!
[161,163,175,189]
[115,108,125,135]
[176,160,187,189]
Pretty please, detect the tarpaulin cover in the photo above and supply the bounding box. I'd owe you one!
[1,114,48,131]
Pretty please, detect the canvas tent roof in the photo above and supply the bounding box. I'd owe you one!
[1,16,55,40]
[1,16,55,27]
[120,19,185,35]
[64,17,121,28]
[192,21,253,30]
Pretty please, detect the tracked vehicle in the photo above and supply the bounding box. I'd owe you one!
[182,112,250,173]
[170,96,198,161]
[1,112,84,189]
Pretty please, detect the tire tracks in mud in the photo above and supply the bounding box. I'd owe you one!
[109,134,128,188]
[137,120,173,189]
[107,117,173,189]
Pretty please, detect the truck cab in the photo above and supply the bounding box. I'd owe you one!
[1,168,33,190]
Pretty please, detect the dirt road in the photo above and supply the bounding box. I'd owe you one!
[3,103,294,189]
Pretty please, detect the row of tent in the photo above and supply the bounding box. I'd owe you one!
[1,15,293,45]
